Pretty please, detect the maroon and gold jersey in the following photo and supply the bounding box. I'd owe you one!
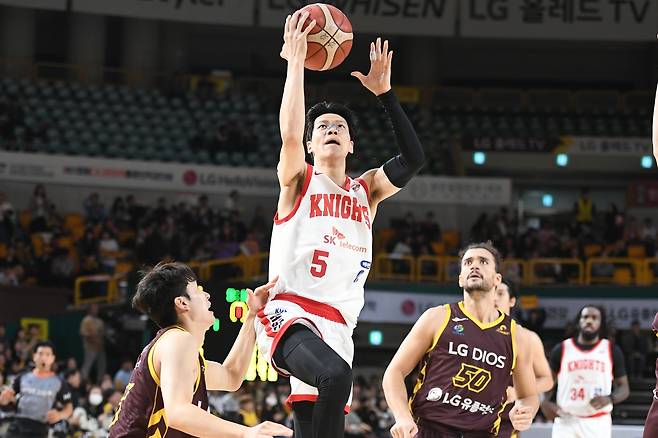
[109,326,209,438]
[410,302,517,435]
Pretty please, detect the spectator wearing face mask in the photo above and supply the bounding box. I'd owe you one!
[68,386,104,436]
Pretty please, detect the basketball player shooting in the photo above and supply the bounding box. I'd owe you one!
[254,8,425,438]
[383,242,539,438]
[493,281,554,438]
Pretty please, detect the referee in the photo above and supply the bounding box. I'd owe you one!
[0,341,72,438]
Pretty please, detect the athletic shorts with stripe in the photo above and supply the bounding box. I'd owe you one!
[254,294,354,411]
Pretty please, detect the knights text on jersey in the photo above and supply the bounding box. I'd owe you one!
[269,163,373,328]
[557,338,613,418]
[109,326,208,438]
[410,302,516,434]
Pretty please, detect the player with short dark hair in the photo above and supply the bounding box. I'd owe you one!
[493,280,554,438]
[255,9,425,438]
[109,261,291,438]
[383,242,539,438]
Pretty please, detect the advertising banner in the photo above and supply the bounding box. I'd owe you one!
[0,0,66,10]
[72,0,253,25]
[559,136,652,156]
[461,0,657,41]
[396,175,512,205]
[361,290,658,329]
[259,0,457,36]
[0,152,510,204]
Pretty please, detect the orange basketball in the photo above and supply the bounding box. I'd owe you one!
[299,3,353,71]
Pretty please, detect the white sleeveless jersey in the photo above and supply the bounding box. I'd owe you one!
[269,164,373,328]
[557,338,613,417]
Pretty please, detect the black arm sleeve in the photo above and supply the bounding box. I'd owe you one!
[548,342,563,374]
[378,90,425,188]
[612,344,627,379]
[12,372,23,394]
[55,379,72,406]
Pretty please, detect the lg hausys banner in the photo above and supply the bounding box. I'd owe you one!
[0,151,510,204]
[461,0,657,41]
[559,136,652,156]
[72,0,253,25]
[0,151,280,196]
[0,0,66,10]
[361,290,658,329]
[259,0,456,36]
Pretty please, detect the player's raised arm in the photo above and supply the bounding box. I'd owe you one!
[158,330,292,438]
[509,326,540,431]
[353,37,425,209]
[383,305,446,438]
[278,11,316,189]
[205,278,276,392]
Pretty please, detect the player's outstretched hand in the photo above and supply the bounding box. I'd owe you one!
[244,421,293,438]
[280,10,316,62]
[351,37,392,96]
[390,416,418,438]
[246,276,278,316]
[509,404,534,431]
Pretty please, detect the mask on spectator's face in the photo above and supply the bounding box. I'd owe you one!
[89,392,103,406]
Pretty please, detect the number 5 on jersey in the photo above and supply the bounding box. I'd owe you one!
[311,250,329,278]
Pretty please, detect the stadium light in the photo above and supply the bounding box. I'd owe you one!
[641,155,653,169]
[369,330,383,346]
[473,151,486,165]
[542,193,554,208]
[556,153,569,167]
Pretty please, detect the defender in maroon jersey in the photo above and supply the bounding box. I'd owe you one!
[643,312,658,438]
[109,262,291,438]
[383,242,539,438]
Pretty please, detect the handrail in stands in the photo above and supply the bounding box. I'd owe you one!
[528,258,584,284]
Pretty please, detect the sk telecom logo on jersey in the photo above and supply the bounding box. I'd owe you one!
[323,227,345,244]
[323,227,368,254]
[496,325,510,336]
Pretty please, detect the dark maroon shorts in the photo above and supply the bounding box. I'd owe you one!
[417,420,496,438]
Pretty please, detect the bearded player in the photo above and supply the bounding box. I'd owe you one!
[541,306,629,438]
[493,281,554,438]
[255,9,425,438]
[383,242,539,438]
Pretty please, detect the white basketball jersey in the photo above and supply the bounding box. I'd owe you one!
[557,338,613,417]
[269,164,373,328]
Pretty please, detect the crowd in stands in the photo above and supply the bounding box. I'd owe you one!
[0,185,272,288]
[0,310,655,437]
[385,198,657,263]
[0,311,399,438]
